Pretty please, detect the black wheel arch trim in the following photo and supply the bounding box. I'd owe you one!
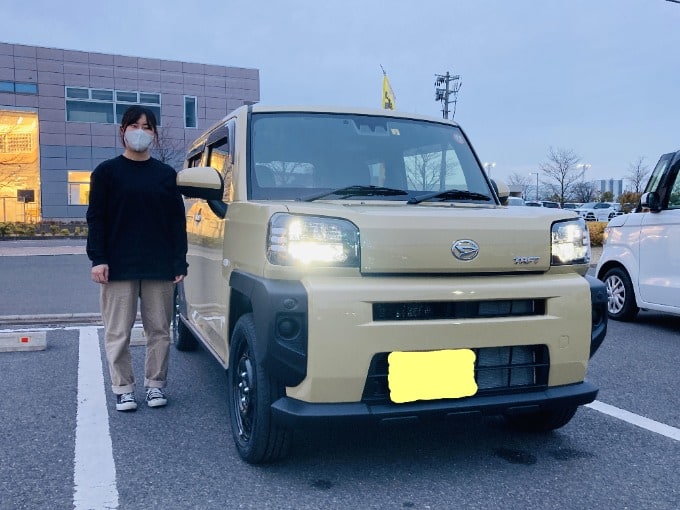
[229,270,308,386]
[586,275,608,357]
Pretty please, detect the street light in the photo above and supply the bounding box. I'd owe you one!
[483,162,496,176]
[576,163,591,173]
[530,172,539,201]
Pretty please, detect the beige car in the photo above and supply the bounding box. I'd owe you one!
[175,105,608,464]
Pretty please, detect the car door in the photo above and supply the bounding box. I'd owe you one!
[638,156,680,309]
[183,123,234,362]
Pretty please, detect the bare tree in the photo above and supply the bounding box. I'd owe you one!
[625,156,651,194]
[267,161,313,185]
[571,181,598,203]
[152,123,187,171]
[507,172,530,188]
[539,147,583,205]
[405,152,440,190]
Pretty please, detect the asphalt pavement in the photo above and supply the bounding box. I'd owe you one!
[0,239,99,324]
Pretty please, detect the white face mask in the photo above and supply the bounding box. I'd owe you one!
[124,128,154,152]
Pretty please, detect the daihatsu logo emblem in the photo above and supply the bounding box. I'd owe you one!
[452,240,479,261]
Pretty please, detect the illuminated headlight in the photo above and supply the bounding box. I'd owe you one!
[551,218,591,265]
[267,213,360,267]
[602,227,610,245]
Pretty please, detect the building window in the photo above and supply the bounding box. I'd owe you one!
[68,171,91,205]
[184,96,197,128]
[65,87,162,125]
[0,81,38,94]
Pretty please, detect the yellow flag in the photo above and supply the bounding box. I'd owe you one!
[382,74,396,110]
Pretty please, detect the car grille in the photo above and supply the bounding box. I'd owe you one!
[373,299,545,321]
[361,345,549,404]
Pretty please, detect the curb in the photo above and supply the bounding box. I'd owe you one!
[0,313,102,326]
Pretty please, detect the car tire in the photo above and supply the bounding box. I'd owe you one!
[602,266,639,321]
[172,287,198,351]
[504,406,578,432]
[227,313,292,464]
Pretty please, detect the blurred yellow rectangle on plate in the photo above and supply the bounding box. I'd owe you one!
[388,349,478,404]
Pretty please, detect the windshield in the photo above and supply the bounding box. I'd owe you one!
[249,112,492,202]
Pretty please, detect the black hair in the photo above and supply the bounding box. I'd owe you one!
[119,105,158,146]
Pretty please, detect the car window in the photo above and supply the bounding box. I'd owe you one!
[669,171,680,209]
[645,153,673,193]
[249,112,491,201]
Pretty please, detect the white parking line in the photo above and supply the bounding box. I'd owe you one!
[587,400,680,442]
[73,327,118,510]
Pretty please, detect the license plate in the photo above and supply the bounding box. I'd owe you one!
[387,349,478,404]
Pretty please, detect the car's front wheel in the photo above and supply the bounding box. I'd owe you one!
[602,266,639,321]
[227,313,292,464]
[505,406,578,432]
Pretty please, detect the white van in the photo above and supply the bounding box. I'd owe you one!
[596,151,680,320]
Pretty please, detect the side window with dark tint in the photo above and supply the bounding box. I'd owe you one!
[187,153,203,168]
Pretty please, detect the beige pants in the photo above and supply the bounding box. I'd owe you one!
[100,280,175,394]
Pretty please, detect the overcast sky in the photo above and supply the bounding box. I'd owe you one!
[3,0,680,183]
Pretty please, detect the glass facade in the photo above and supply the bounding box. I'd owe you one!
[67,171,91,205]
[0,111,41,222]
[66,87,162,125]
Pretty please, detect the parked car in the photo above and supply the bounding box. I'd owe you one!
[541,200,561,208]
[175,105,607,463]
[506,196,525,206]
[574,202,598,221]
[596,150,680,320]
[607,203,625,221]
[562,202,582,210]
[576,202,616,222]
[524,200,542,207]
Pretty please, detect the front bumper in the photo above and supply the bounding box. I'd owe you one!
[271,381,598,426]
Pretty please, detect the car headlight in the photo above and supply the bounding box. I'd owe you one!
[602,226,610,245]
[551,218,590,265]
[267,213,360,267]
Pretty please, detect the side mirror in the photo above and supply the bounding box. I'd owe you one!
[177,166,224,201]
[491,179,510,205]
[640,191,661,212]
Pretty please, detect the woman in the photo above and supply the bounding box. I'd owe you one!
[86,105,188,412]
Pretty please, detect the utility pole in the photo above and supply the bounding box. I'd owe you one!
[434,72,462,119]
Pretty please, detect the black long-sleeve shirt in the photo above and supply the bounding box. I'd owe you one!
[86,155,188,281]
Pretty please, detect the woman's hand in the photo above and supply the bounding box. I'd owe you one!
[173,275,185,283]
[92,264,109,284]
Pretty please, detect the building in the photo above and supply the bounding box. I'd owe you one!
[0,42,259,222]
[597,178,623,199]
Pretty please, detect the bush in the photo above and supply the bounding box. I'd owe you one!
[588,222,607,246]
[0,222,35,236]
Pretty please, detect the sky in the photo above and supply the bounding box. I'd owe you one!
[3,0,680,185]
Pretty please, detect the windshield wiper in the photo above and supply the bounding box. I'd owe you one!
[298,185,408,202]
[407,189,492,205]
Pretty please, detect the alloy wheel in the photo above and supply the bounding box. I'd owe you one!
[605,274,626,314]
